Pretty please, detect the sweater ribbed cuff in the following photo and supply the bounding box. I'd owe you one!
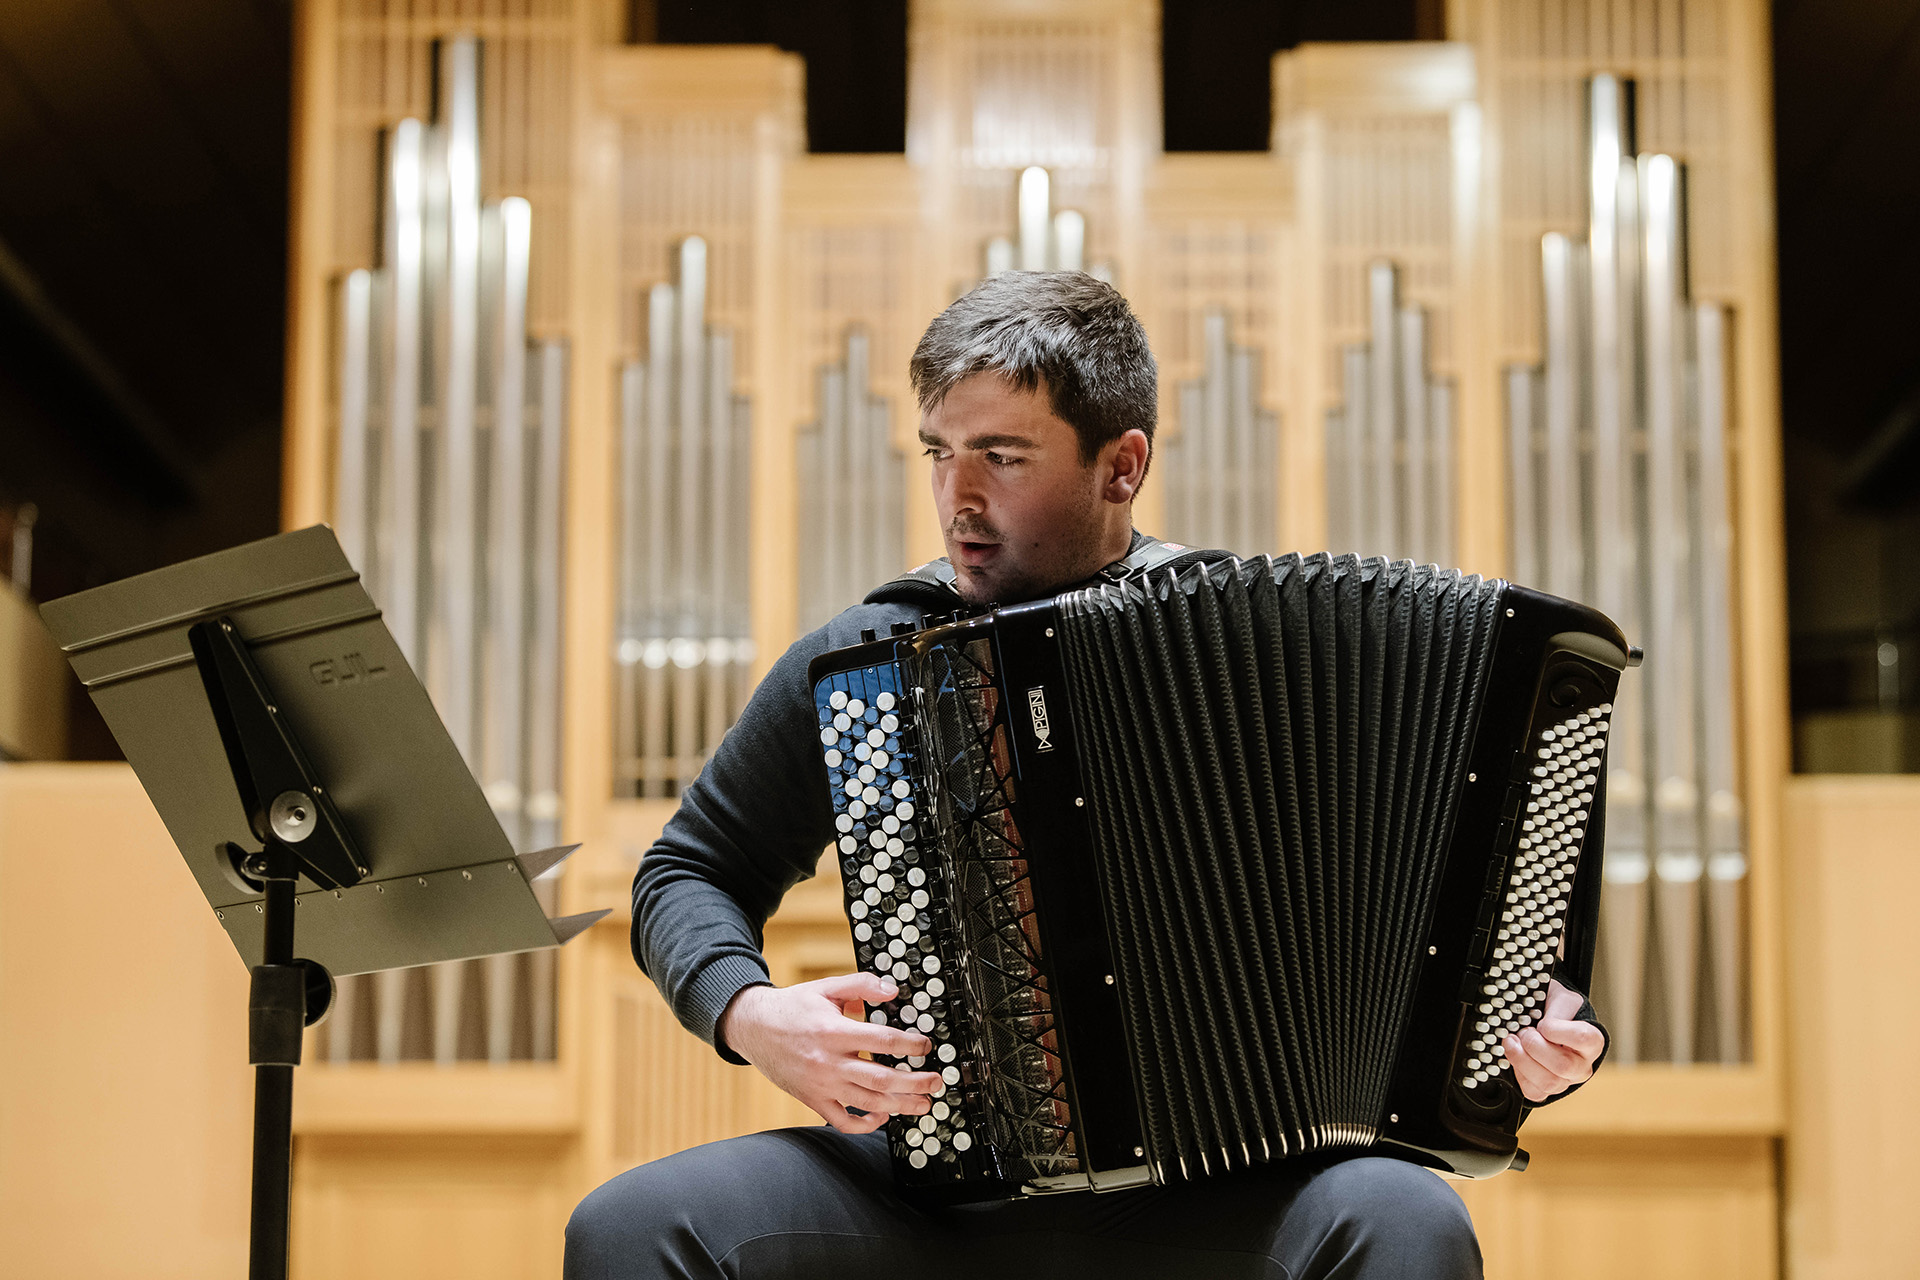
[682,953,773,1066]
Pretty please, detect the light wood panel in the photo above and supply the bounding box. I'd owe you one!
[1456,1135,1778,1279]
[1782,776,1920,1280]
[291,1135,571,1280]
[0,764,252,1279]
[0,580,66,760]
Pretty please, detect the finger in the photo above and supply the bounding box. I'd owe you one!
[1507,1051,1561,1103]
[812,971,900,1007]
[836,1080,921,1116]
[847,1060,944,1099]
[821,1102,891,1135]
[835,1021,934,1059]
[1536,1016,1605,1060]
[1516,1027,1588,1079]
[1501,1036,1568,1101]
[1542,980,1584,1021]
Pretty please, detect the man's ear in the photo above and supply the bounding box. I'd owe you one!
[1102,429,1150,504]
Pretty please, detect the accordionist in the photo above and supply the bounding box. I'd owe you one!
[566,271,1609,1280]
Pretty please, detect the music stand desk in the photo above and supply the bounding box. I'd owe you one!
[40,526,607,1280]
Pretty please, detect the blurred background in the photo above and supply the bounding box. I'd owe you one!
[0,1,1912,1276]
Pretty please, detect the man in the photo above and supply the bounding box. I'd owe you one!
[566,272,1606,1279]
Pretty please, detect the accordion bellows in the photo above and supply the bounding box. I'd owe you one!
[810,551,1629,1199]
[1061,556,1499,1177]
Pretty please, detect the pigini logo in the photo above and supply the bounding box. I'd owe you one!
[1027,686,1054,752]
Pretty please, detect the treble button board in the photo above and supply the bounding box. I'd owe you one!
[813,662,981,1177]
[1457,703,1612,1093]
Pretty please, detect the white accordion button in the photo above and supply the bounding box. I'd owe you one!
[821,728,839,746]
[897,802,915,821]
[847,699,865,718]
[830,691,849,710]
[952,1131,972,1152]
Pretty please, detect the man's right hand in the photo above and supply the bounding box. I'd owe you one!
[717,972,945,1134]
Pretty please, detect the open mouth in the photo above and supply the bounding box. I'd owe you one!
[955,541,1000,566]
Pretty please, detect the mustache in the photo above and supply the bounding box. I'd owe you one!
[946,516,1002,543]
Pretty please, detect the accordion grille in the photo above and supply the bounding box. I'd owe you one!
[1055,553,1502,1177]
[912,637,1079,1180]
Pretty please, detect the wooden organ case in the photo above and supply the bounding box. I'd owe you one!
[278,1,1787,1275]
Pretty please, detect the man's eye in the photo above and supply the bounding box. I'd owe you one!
[986,451,1020,466]
[921,446,948,460]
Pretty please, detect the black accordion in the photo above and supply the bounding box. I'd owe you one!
[807,552,1630,1199]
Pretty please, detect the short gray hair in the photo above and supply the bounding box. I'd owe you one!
[909,271,1156,465]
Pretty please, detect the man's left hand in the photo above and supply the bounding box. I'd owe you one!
[1503,978,1605,1103]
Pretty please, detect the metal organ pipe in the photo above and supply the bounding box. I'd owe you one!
[797,328,904,631]
[983,167,1098,281]
[1321,261,1454,567]
[1504,75,1748,1065]
[1162,311,1277,555]
[1694,304,1745,1063]
[615,238,755,800]
[328,36,569,1064]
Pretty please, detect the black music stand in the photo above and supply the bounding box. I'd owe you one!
[39,526,608,1280]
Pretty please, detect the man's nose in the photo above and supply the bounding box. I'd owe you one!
[940,456,988,516]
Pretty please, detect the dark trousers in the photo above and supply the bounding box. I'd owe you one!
[565,1127,1483,1279]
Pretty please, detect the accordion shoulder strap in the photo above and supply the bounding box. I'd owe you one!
[861,534,1231,612]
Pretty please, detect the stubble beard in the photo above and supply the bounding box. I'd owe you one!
[947,483,1105,607]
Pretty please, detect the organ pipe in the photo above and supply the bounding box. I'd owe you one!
[1324,261,1454,567]
[798,328,904,631]
[1162,310,1277,555]
[614,237,754,800]
[985,167,1095,278]
[329,35,569,1064]
[1505,75,1745,1064]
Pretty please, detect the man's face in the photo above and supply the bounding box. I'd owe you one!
[919,373,1129,606]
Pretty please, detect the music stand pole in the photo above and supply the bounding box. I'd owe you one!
[248,840,303,1280]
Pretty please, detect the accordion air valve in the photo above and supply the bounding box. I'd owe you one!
[808,552,1631,1200]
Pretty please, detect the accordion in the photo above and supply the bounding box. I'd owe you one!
[807,552,1630,1199]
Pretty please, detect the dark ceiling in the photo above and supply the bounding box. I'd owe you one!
[1773,0,1920,493]
[0,0,290,602]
